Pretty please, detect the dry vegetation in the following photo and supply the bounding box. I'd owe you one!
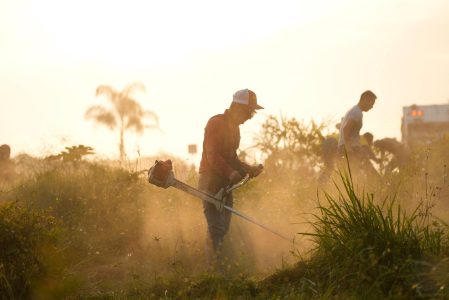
[1,115,449,299]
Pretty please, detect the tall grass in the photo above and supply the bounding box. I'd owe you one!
[298,170,449,298]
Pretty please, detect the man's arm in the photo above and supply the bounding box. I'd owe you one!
[233,154,263,178]
[233,153,251,174]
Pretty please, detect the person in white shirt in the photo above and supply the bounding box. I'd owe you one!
[338,90,377,157]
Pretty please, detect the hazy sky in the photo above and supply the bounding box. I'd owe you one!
[1,0,449,163]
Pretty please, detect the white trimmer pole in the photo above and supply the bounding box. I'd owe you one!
[171,179,225,211]
[148,160,291,242]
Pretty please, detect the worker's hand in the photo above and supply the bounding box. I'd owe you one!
[249,164,264,178]
[229,170,243,185]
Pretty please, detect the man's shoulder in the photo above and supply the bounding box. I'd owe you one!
[206,113,226,129]
[208,113,225,123]
[346,105,362,119]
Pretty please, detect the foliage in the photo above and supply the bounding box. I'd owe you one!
[45,145,95,163]
[254,115,334,175]
[100,168,449,299]
[85,82,159,161]
[2,158,212,298]
[1,131,449,298]
[0,201,57,299]
[13,163,146,255]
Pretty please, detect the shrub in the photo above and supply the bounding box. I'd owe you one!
[0,201,57,299]
[11,162,146,256]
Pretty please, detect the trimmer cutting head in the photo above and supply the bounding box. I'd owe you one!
[148,160,175,188]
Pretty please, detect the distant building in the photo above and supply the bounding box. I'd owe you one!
[401,104,449,147]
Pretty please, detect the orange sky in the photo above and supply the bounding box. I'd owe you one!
[1,0,449,163]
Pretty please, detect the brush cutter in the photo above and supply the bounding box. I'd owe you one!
[147,160,290,241]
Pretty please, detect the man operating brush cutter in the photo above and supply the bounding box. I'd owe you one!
[199,89,265,268]
[148,89,290,270]
[148,159,290,270]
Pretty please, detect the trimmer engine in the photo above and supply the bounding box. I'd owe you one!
[147,160,175,188]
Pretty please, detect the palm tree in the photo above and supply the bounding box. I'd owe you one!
[85,82,159,161]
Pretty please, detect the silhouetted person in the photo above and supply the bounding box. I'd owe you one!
[362,132,374,146]
[338,91,377,156]
[0,144,15,182]
[374,138,409,173]
[359,132,381,177]
[318,135,338,183]
[198,89,264,270]
[337,91,377,177]
[359,132,379,161]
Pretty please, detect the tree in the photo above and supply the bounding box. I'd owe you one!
[46,145,95,163]
[254,115,333,175]
[85,82,159,161]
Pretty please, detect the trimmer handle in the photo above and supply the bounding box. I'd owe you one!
[226,164,262,194]
[211,174,249,212]
[251,164,264,178]
[226,174,250,193]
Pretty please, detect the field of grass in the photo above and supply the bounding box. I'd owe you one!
[1,136,449,299]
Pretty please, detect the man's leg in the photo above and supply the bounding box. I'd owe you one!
[199,174,232,270]
[204,193,233,250]
[198,175,218,268]
[203,201,226,251]
[222,193,233,236]
[203,200,229,271]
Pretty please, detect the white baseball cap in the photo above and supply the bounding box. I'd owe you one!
[232,89,264,110]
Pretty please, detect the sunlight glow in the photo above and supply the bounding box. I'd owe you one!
[26,0,344,67]
[0,0,448,159]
